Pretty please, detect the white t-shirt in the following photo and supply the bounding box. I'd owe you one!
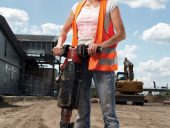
[72,0,118,45]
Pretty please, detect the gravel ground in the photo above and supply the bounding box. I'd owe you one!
[0,99,170,128]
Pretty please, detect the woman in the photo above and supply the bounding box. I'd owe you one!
[53,0,126,127]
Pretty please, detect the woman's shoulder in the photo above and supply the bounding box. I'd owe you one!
[72,2,79,14]
[107,0,118,12]
[107,0,118,5]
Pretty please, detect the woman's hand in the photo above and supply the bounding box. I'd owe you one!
[52,44,63,56]
[88,43,101,56]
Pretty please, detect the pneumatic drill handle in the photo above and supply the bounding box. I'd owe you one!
[96,46,103,53]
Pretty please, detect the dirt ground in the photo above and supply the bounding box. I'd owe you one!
[0,99,170,128]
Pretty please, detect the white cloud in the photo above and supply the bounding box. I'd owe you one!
[29,25,42,35]
[118,0,168,9]
[118,45,138,61]
[41,23,63,35]
[0,7,29,22]
[0,7,29,32]
[0,6,74,46]
[141,23,170,44]
[136,57,170,88]
[0,7,62,35]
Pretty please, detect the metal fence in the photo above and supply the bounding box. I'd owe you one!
[0,72,56,96]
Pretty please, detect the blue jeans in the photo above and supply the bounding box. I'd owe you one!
[75,59,119,128]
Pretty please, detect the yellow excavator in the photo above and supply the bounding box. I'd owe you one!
[115,58,144,105]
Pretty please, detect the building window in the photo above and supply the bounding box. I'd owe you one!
[11,66,14,80]
[4,39,7,56]
[5,64,8,86]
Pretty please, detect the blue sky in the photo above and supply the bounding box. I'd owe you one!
[0,0,170,88]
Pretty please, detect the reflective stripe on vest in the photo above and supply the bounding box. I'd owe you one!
[72,0,118,71]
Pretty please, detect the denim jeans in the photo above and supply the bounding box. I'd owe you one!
[75,59,119,128]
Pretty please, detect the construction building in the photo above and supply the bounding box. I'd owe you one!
[16,34,58,96]
[0,15,25,95]
[0,15,58,96]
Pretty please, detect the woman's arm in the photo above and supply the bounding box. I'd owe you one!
[100,6,126,48]
[88,6,126,55]
[52,11,74,55]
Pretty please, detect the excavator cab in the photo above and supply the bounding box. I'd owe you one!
[116,72,128,81]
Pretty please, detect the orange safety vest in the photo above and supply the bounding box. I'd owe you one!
[72,0,118,71]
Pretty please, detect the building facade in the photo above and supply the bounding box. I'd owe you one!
[0,15,58,96]
[0,15,25,95]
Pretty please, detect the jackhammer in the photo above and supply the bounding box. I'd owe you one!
[55,44,102,128]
